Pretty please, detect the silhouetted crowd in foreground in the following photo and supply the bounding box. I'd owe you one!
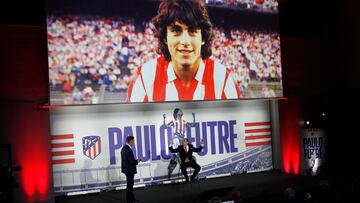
[209,174,360,203]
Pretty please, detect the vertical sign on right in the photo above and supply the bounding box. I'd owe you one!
[300,128,326,176]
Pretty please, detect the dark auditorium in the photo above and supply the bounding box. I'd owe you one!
[1,0,359,203]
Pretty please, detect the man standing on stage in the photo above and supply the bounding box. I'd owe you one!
[169,138,204,183]
[127,0,241,102]
[121,136,140,203]
[163,108,196,180]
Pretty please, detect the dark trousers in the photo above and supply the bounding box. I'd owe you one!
[180,161,201,181]
[125,173,135,203]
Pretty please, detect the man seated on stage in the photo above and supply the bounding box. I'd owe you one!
[169,137,204,183]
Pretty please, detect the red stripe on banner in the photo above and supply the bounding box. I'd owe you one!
[52,158,75,165]
[244,122,271,127]
[51,134,74,140]
[246,141,272,147]
[98,140,101,152]
[93,144,96,158]
[87,148,90,158]
[245,135,272,140]
[51,142,74,148]
[52,150,75,156]
[245,128,271,133]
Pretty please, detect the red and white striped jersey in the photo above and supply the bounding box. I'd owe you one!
[173,119,187,136]
[127,56,241,102]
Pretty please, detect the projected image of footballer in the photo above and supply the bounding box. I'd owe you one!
[163,108,196,180]
[127,0,241,102]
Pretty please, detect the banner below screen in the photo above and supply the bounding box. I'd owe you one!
[50,100,273,195]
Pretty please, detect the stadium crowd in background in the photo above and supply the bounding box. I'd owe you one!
[47,15,281,104]
[205,0,278,11]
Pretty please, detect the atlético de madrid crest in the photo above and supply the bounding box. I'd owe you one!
[82,136,101,160]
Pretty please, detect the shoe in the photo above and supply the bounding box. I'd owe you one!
[185,179,189,184]
[190,178,197,183]
[133,198,139,202]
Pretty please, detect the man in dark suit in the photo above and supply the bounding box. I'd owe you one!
[121,136,140,203]
[169,137,204,183]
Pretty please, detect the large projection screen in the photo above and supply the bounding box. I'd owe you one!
[47,0,283,105]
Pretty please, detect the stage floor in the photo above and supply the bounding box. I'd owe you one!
[55,170,317,203]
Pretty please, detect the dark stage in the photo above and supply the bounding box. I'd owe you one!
[55,170,318,203]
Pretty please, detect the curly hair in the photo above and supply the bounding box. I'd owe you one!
[173,108,183,119]
[152,0,213,61]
